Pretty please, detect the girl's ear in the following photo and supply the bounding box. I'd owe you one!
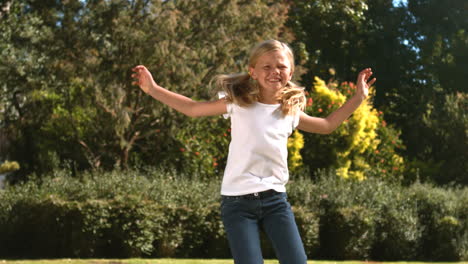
[248,66,256,79]
[288,70,293,82]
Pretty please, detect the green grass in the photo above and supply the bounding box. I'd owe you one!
[0,259,467,264]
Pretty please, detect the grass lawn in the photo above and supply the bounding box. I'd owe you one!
[0,259,466,264]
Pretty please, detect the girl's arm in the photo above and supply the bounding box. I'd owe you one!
[297,68,376,134]
[132,65,227,117]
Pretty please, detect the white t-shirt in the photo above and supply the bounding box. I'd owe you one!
[221,102,300,196]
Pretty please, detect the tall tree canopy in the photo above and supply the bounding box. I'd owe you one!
[287,0,467,184]
[0,0,290,177]
[1,0,465,184]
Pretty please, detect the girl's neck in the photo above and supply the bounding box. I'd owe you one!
[258,88,282,105]
[258,98,280,105]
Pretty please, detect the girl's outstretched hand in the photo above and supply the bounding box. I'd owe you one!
[356,68,376,100]
[132,65,156,94]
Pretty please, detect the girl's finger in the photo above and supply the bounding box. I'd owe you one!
[132,65,145,72]
[360,68,371,74]
[367,78,377,86]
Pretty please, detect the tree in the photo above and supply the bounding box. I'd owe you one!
[287,0,467,185]
[420,92,468,184]
[286,0,418,124]
[400,0,468,184]
[286,0,371,83]
[0,0,291,177]
[407,0,467,96]
[0,0,57,176]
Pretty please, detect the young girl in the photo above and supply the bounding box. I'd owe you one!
[132,39,375,264]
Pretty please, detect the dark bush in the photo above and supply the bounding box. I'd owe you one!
[0,168,467,261]
[319,202,375,260]
[371,202,422,260]
[294,206,320,258]
[410,183,468,261]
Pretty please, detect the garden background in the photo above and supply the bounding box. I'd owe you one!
[0,0,466,261]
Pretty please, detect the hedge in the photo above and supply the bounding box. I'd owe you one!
[0,168,466,261]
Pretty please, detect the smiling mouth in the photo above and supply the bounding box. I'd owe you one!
[268,79,281,82]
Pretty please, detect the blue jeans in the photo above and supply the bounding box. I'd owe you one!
[221,191,307,264]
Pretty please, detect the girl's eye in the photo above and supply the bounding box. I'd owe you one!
[263,66,270,70]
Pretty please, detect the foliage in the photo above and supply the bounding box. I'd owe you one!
[0,160,20,174]
[418,92,467,185]
[175,116,230,179]
[295,77,404,181]
[0,0,291,178]
[407,0,467,96]
[1,0,465,186]
[286,0,370,82]
[286,0,467,186]
[293,171,467,261]
[287,130,305,174]
[0,168,222,258]
[1,169,467,260]
[396,0,467,185]
[409,183,468,261]
[293,206,320,258]
[0,0,56,175]
[319,204,375,260]
[371,190,421,260]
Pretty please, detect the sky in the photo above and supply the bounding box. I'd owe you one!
[393,0,408,6]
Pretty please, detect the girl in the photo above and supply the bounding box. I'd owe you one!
[132,39,376,264]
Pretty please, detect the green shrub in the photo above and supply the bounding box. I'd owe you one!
[456,188,468,260]
[288,130,306,174]
[300,77,405,181]
[291,172,429,261]
[293,206,320,258]
[0,168,224,258]
[1,168,467,261]
[371,201,422,260]
[0,196,154,258]
[0,160,20,174]
[319,202,375,260]
[287,172,321,209]
[410,183,468,261]
[292,172,379,260]
[0,195,226,258]
[175,116,230,179]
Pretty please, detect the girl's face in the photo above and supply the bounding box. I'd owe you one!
[249,49,293,94]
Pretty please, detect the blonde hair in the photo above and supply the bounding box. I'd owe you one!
[216,40,305,116]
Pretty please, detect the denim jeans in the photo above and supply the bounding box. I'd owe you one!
[221,191,307,264]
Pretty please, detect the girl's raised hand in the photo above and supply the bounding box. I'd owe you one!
[131,65,155,94]
[356,68,376,100]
